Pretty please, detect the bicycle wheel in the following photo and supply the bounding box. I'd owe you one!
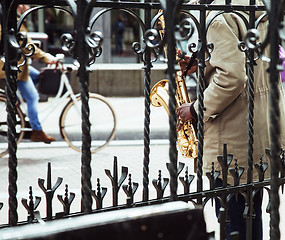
[0,95,25,157]
[59,93,117,153]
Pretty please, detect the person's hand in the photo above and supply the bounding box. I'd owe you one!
[47,55,58,65]
[178,49,197,76]
[49,59,58,65]
[176,103,194,131]
[48,54,64,68]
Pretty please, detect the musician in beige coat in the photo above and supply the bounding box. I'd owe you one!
[177,0,285,239]
[0,5,57,143]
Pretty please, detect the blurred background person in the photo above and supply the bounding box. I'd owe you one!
[0,5,57,143]
[112,13,125,55]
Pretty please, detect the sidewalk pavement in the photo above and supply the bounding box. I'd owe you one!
[34,96,170,142]
[0,97,284,240]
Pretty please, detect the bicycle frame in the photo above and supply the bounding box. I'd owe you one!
[1,58,117,156]
[18,65,81,128]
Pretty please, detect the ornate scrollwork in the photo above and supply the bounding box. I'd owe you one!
[61,33,75,53]
[203,42,214,62]
[175,18,195,42]
[132,41,146,56]
[88,47,102,65]
[17,32,35,69]
[175,17,197,62]
[131,9,164,63]
[238,41,247,52]
[21,42,35,58]
[85,29,103,65]
[132,41,150,63]
[142,14,197,64]
[132,29,161,64]
[4,30,35,71]
[187,42,198,54]
[206,43,214,54]
[85,29,103,49]
[144,28,163,49]
[244,29,261,50]
[61,29,103,66]
[238,29,263,63]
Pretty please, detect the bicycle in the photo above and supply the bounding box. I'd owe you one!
[0,60,117,157]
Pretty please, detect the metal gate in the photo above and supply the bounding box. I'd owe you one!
[0,0,284,239]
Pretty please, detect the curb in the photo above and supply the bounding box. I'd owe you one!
[17,139,170,149]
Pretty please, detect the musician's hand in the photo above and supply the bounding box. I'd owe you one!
[177,49,197,76]
[177,103,193,131]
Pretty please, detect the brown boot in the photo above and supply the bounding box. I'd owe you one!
[30,130,56,144]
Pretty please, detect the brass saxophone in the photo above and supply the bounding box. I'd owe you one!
[150,12,198,159]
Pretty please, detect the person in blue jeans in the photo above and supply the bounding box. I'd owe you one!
[29,66,40,86]
[16,64,56,143]
[0,4,57,143]
[17,54,56,143]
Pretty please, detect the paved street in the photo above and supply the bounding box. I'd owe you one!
[0,97,284,239]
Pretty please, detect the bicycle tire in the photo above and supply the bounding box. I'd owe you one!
[0,95,25,157]
[59,93,117,153]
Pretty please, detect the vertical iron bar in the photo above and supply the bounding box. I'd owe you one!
[166,0,178,201]
[197,0,206,204]
[247,0,255,184]
[3,1,18,226]
[112,157,118,206]
[46,162,52,220]
[76,0,92,214]
[246,1,256,239]
[269,0,281,239]
[142,1,152,202]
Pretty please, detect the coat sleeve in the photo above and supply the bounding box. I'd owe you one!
[20,24,55,64]
[26,36,55,64]
[194,16,248,122]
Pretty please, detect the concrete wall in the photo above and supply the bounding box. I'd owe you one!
[69,63,168,97]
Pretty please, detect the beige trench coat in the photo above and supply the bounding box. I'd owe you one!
[193,0,285,184]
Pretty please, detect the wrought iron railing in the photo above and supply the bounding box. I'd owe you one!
[0,0,284,239]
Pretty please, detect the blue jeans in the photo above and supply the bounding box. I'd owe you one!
[17,78,42,131]
[215,179,263,240]
[29,66,40,87]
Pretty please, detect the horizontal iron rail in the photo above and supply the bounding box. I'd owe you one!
[17,0,266,12]
[0,174,280,229]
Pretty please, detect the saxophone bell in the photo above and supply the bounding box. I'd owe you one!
[150,80,169,112]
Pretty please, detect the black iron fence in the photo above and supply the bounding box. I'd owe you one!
[0,0,284,239]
